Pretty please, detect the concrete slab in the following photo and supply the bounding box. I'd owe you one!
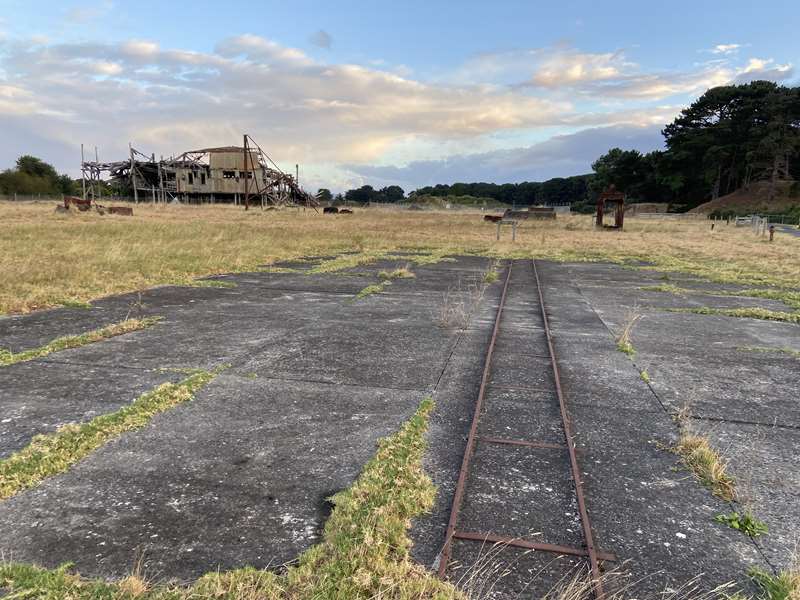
[0,375,427,580]
[704,421,800,571]
[458,442,583,546]
[0,361,182,458]
[571,404,763,597]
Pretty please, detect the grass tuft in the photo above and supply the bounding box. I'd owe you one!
[0,367,224,500]
[672,428,736,502]
[749,565,800,600]
[640,369,651,384]
[482,269,499,284]
[616,311,642,357]
[0,317,161,367]
[378,266,415,281]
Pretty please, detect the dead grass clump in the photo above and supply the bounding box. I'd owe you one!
[378,265,415,281]
[616,310,642,357]
[437,280,486,329]
[671,408,736,502]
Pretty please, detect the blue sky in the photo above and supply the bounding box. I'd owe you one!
[1,1,798,191]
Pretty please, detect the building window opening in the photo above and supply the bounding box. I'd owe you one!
[223,170,236,179]
[200,172,206,185]
[188,173,194,185]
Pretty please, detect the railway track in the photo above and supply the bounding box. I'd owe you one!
[437,259,613,598]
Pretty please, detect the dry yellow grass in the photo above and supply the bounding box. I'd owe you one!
[2,201,799,314]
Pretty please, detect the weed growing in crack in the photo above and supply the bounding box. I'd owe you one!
[715,512,768,537]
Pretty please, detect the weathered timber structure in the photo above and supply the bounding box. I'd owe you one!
[80,135,318,209]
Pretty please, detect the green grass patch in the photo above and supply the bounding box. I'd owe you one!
[640,369,651,384]
[726,288,800,311]
[483,269,499,284]
[715,511,768,537]
[749,567,800,600]
[0,397,463,600]
[0,367,224,500]
[738,346,800,359]
[59,299,93,309]
[639,283,688,296]
[308,252,387,274]
[666,307,800,324]
[642,282,800,311]
[258,266,304,274]
[184,279,238,288]
[0,317,161,367]
[355,282,390,300]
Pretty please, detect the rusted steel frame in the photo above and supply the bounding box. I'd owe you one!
[437,261,513,578]
[453,531,616,561]
[479,436,564,450]
[532,260,605,600]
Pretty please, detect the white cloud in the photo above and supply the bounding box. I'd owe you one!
[733,57,793,83]
[531,49,630,87]
[711,44,741,55]
[0,34,574,169]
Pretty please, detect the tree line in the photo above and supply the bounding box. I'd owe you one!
[327,176,594,210]
[588,81,800,209]
[0,155,78,196]
[330,81,800,212]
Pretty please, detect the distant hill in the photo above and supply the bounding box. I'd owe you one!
[689,181,800,215]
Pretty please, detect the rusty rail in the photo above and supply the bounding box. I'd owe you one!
[532,259,605,599]
[436,259,608,600]
[437,260,513,577]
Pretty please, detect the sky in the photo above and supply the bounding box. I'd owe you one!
[0,0,798,192]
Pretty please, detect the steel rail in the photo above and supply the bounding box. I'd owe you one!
[437,261,513,578]
[532,259,605,600]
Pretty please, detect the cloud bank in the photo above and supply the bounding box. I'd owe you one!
[0,34,793,190]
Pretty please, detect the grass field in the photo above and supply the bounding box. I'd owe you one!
[2,201,799,314]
